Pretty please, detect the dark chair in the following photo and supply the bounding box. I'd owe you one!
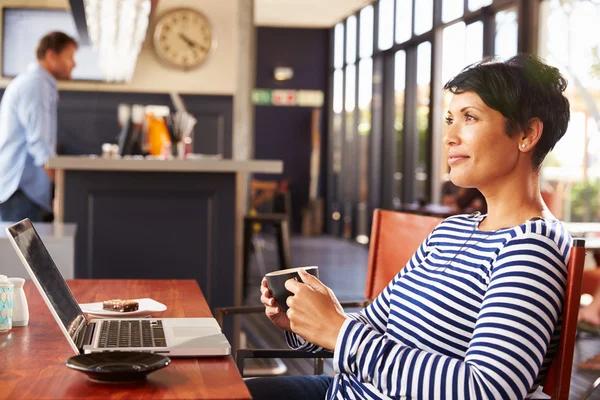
[242,179,292,298]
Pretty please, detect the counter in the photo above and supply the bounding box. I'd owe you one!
[48,156,283,343]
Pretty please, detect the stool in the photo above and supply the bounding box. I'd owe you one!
[243,213,292,298]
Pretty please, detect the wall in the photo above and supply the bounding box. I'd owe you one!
[254,27,329,233]
[0,0,238,94]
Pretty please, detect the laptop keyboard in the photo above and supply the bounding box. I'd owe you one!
[98,320,167,348]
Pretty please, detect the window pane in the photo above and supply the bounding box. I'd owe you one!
[442,0,464,23]
[378,0,394,50]
[345,64,356,112]
[357,58,373,241]
[495,7,518,59]
[358,59,373,111]
[414,0,433,35]
[416,42,431,202]
[359,6,374,58]
[395,0,412,44]
[539,0,600,222]
[442,22,466,85]
[465,21,483,65]
[394,50,406,207]
[346,16,357,64]
[333,69,344,114]
[334,23,345,68]
[468,0,493,12]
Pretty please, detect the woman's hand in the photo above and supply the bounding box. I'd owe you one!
[284,269,347,351]
[260,278,292,331]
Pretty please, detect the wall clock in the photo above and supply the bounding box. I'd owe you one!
[153,8,215,70]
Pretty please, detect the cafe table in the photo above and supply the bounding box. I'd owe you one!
[0,279,251,400]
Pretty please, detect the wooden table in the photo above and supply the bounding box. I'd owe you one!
[0,279,251,400]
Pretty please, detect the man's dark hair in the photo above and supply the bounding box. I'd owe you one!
[36,31,78,60]
[443,54,570,169]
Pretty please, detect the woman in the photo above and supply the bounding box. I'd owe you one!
[249,54,572,400]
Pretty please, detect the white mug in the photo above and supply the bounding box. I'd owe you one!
[0,275,14,332]
[8,277,28,326]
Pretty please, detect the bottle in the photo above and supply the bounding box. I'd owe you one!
[8,277,28,326]
[0,275,14,333]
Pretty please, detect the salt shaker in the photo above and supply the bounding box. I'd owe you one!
[8,277,28,326]
[0,275,14,333]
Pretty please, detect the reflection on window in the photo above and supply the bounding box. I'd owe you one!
[495,7,518,60]
[468,0,493,12]
[379,0,394,50]
[333,69,344,114]
[345,64,356,113]
[346,16,357,64]
[416,42,431,202]
[414,0,433,35]
[395,0,412,44]
[360,6,374,58]
[442,0,464,23]
[394,50,406,206]
[334,23,345,68]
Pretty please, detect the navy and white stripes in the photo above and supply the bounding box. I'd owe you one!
[285,214,571,399]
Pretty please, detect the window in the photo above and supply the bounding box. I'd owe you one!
[378,0,394,50]
[416,42,432,202]
[414,0,433,35]
[346,16,357,64]
[442,0,464,23]
[495,7,518,59]
[469,0,493,12]
[359,6,374,58]
[2,8,103,81]
[395,0,412,44]
[334,23,345,68]
[394,50,407,207]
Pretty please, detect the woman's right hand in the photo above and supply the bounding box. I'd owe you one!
[260,278,292,332]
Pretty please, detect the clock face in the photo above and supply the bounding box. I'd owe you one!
[153,8,215,69]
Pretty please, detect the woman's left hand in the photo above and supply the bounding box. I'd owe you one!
[284,269,347,351]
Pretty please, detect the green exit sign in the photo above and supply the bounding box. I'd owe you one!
[252,89,272,105]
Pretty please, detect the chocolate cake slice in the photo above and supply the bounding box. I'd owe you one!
[102,299,139,312]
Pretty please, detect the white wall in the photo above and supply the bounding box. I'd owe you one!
[0,0,238,94]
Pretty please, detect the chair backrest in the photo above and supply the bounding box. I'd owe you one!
[365,209,442,300]
[542,238,586,400]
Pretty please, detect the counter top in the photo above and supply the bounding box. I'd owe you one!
[48,156,283,174]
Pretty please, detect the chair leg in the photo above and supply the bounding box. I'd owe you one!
[275,219,292,270]
[243,220,253,300]
[314,357,324,375]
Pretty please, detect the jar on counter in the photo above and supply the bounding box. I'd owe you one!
[0,275,14,333]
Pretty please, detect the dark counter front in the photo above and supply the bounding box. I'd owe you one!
[63,170,235,334]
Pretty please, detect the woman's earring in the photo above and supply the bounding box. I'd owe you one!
[521,144,526,149]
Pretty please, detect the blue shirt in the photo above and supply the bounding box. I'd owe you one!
[0,63,57,211]
[287,214,572,399]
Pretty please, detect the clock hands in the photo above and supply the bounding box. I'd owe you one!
[178,33,208,52]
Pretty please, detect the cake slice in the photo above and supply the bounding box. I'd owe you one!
[102,299,139,312]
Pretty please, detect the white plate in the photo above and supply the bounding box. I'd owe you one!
[79,298,167,319]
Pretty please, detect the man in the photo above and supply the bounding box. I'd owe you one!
[0,31,77,222]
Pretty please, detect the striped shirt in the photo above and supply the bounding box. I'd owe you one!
[286,214,571,400]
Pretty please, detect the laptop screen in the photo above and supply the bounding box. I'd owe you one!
[7,219,84,341]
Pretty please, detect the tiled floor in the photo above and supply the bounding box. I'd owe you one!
[242,233,600,399]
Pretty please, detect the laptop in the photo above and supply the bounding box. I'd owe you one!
[6,219,231,357]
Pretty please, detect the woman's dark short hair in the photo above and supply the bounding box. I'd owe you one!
[443,54,570,169]
[36,31,78,60]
